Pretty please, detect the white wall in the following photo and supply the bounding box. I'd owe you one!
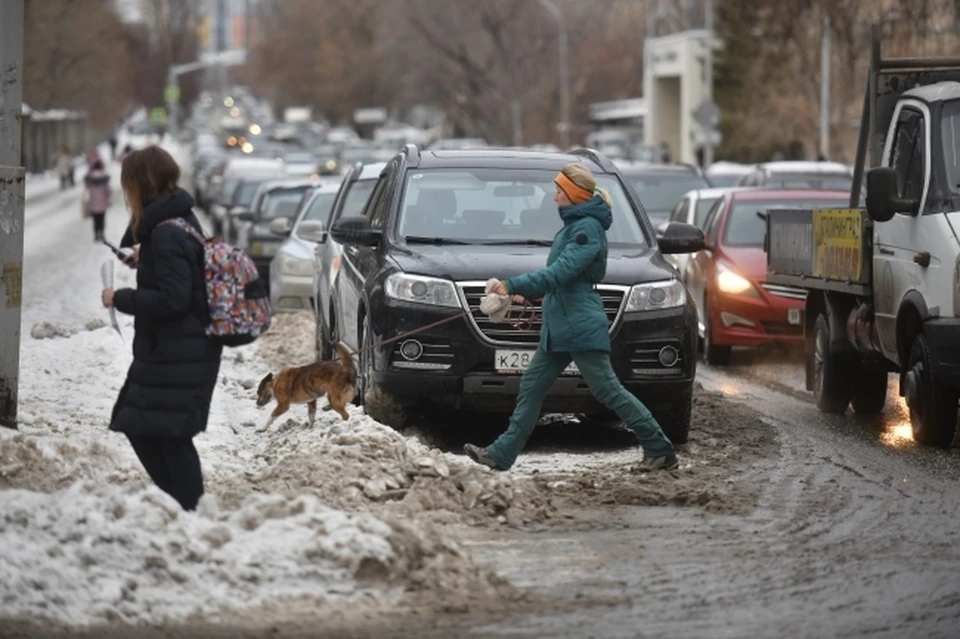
[643,30,712,164]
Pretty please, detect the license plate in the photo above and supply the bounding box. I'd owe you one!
[788,308,802,325]
[494,350,579,375]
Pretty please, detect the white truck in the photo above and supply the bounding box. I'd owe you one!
[765,27,960,447]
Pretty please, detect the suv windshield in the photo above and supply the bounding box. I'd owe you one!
[397,168,647,245]
[724,198,848,247]
[625,174,711,216]
[261,187,310,219]
[942,100,960,195]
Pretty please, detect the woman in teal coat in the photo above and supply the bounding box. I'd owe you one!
[464,163,678,473]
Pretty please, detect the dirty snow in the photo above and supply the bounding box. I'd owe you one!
[0,482,509,626]
[1,177,524,626]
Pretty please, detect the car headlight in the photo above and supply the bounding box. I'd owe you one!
[385,273,461,308]
[624,279,686,312]
[277,253,315,277]
[716,262,758,296]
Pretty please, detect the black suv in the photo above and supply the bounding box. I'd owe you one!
[324,146,705,442]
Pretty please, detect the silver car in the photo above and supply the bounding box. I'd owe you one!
[314,161,385,358]
[658,186,744,277]
[268,180,342,312]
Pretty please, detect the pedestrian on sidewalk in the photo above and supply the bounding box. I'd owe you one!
[101,145,223,511]
[463,163,679,474]
[56,145,74,190]
[83,159,111,242]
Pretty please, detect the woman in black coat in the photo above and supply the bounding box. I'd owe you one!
[101,146,222,511]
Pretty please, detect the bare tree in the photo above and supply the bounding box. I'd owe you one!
[23,0,137,128]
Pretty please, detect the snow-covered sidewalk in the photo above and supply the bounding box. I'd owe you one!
[0,168,543,626]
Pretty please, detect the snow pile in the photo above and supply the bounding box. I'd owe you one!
[0,432,135,492]
[0,482,507,625]
[241,413,555,528]
[29,321,77,339]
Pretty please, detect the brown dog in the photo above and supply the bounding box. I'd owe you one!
[256,343,357,432]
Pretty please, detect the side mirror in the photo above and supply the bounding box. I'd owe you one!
[866,167,916,222]
[269,217,292,235]
[297,219,326,243]
[656,221,670,238]
[658,222,706,255]
[330,217,381,247]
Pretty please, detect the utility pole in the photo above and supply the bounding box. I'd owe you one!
[820,14,831,160]
[512,100,523,147]
[0,0,25,430]
[537,0,570,149]
[703,0,715,168]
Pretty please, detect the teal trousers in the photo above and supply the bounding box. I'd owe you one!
[486,349,675,470]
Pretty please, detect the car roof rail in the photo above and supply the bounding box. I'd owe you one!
[567,147,616,173]
[402,143,421,166]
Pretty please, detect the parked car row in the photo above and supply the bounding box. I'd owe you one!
[185,127,860,438]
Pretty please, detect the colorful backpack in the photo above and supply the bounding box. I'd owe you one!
[161,218,272,346]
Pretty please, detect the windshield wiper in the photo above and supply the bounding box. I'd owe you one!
[404,236,471,245]
[480,239,553,247]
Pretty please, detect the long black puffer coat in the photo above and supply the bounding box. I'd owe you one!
[111,188,222,438]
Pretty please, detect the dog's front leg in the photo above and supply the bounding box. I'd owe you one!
[307,400,317,427]
[258,402,290,433]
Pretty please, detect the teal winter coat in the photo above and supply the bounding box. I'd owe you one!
[505,195,612,352]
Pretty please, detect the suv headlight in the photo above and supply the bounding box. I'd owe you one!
[276,252,315,277]
[624,279,686,312]
[716,262,759,297]
[385,273,461,309]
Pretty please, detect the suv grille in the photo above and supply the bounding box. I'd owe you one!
[457,282,627,346]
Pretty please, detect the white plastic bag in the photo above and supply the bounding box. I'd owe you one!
[479,278,511,323]
[100,260,121,336]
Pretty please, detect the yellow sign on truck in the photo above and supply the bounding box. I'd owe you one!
[812,208,864,282]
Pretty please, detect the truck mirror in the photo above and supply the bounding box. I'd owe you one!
[866,167,917,222]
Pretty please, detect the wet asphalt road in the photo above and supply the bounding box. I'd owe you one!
[451,351,960,639]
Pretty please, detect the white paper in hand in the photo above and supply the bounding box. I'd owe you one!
[100,260,121,336]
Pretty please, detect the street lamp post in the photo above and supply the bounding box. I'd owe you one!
[537,0,570,148]
[0,0,25,430]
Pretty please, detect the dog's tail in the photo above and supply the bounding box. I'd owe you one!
[335,343,357,380]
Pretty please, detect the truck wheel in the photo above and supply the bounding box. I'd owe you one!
[656,391,692,445]
[851,369,887,415]
[813,314,853,414]
[904,333,958,448]
[702,296,732,366]
[359,316,408,429]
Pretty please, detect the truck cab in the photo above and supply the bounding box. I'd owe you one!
[869,84,960,368]
[765,28,960,447]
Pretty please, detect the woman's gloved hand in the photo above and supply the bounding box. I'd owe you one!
[480,278,514,323]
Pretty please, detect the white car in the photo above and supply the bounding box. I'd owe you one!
[734,160,854,189]
[705,161,752,187]
[269,181,342,312]
[660,186,745,276]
